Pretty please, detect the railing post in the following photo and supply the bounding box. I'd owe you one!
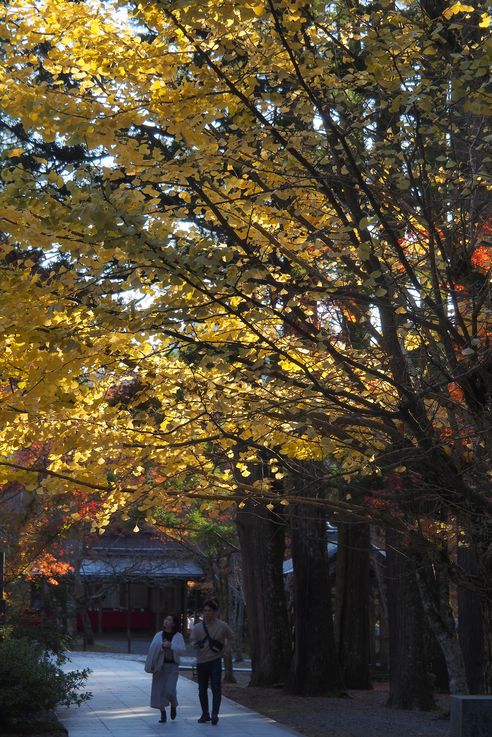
[451,695,492,737]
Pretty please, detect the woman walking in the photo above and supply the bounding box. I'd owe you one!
[145,614,186,723]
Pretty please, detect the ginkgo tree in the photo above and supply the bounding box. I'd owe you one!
[0,0,491,694]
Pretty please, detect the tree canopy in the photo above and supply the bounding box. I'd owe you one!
[0,0,490,578]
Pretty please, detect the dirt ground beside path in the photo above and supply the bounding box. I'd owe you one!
[183,670,451,737]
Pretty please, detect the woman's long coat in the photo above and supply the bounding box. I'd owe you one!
[144,631,186,709]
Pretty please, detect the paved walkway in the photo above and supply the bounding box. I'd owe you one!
[58,652,302,737]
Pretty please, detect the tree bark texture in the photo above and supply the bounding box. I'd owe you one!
[385,529,435,710]
[415,552,466,694]
[481,597,492,694]
[236,499,291,686]
[335,521,372,689]
[371,544,389,671]
[228,551,246,662]
[475,523,492,694]
[458,521,492,693]
[286,464,344,695]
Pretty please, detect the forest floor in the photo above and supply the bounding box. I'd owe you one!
[183,670,451,737]
[9,659,452,737]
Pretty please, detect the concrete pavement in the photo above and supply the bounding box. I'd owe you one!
[58,652,302,737]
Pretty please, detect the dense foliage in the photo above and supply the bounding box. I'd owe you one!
[0,0,490,691]
[0,633,91,726]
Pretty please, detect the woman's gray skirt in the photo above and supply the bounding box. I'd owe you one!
[150,662,179,709]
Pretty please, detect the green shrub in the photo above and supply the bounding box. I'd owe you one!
[10,612,73,656]
[0,637,92,727]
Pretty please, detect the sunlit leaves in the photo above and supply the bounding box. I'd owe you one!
[0,0,490,560]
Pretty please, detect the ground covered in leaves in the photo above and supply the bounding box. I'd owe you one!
[212,671,451,737]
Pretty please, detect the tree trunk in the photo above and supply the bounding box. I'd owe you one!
[78,603,95,648]
[287,463,344,695]
[415,552,466,694]
[229,551,246,662]
[424,626,450,693]
[459,521,492,693]
[335,521,372,689]
[474,522,492,693]
[236,498,291,686]
[222,650,236,684]
[217,553,237,683]
[386,529,435,710]
[481,597,492,694]
[372,545,389,671]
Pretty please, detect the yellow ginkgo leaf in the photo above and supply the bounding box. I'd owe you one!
[443,2,475,19]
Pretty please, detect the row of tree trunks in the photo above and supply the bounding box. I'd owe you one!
[235,477,488,703]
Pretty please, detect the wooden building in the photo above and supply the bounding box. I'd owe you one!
[75,530,203,637]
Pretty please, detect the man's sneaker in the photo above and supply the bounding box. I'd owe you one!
[198,714,211,723]
[211,715,219,725]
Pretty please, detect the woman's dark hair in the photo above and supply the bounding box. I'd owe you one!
[202,599,219,611]
[163,614,181,633]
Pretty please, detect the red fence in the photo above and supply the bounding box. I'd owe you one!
[76,609,153,631]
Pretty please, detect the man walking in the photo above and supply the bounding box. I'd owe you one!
[190,599,235,725]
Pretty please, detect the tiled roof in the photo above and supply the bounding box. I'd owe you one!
[79,555,203,580]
